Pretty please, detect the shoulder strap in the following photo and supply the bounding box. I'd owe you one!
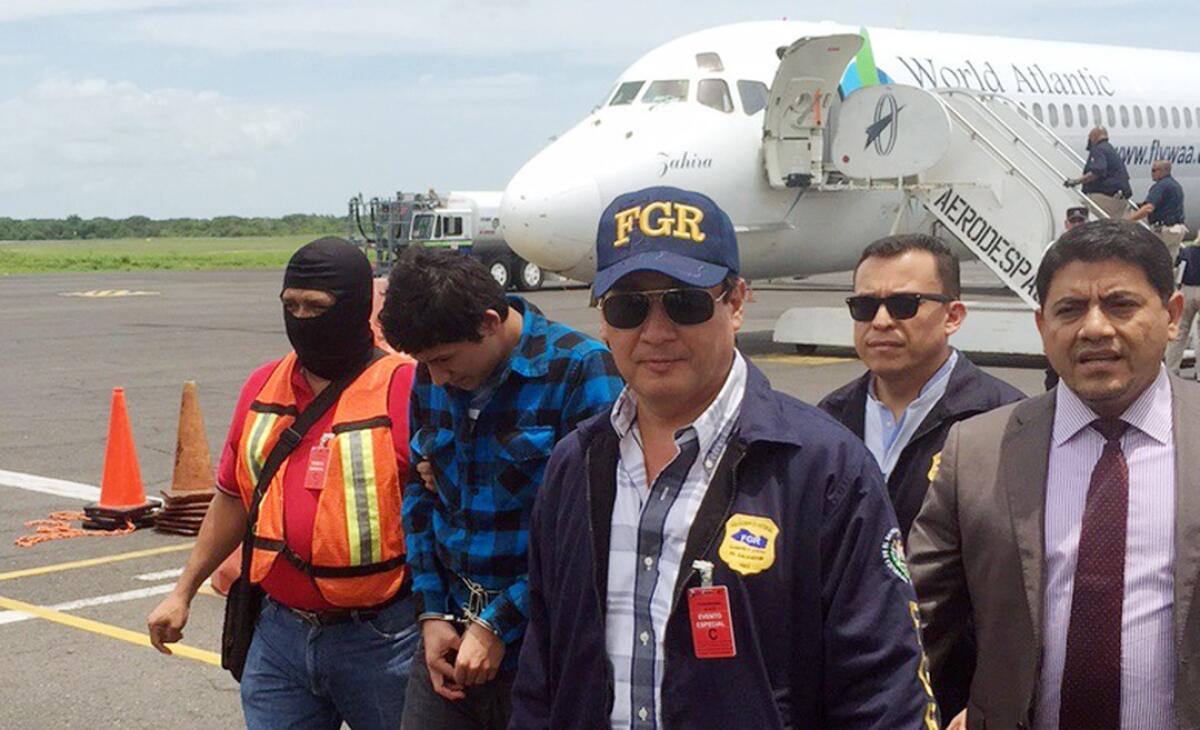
[238,349,386,577]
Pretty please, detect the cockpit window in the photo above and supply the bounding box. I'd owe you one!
[642,80,689,104]
[697,79,733,113]
[610,81,644,106]
[737,80,769,116]
[695,53,724,72]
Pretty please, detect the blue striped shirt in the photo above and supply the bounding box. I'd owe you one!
[404,297,623,649]
[606,352,747,729]
[1036,367,1176,729]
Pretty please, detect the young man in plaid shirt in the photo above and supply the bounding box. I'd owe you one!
[379,249,623,729]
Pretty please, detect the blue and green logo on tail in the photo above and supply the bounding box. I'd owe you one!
[839,27,894,98]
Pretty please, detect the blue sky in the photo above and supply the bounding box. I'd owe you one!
[0,0,1193,218]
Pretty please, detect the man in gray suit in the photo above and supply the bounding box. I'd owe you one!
[909,220,1199,730]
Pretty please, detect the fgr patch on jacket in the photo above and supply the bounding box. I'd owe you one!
[718,514,778,576]
[881,527,911,583]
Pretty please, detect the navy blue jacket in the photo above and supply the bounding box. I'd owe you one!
[1179,245,1200,287]
[1145,174,1186,226]
[1081,139,1132,198]
[818,352,1024,538]
[818,353,1023,720]
[510,361,938,730]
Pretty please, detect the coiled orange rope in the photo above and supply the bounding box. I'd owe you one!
[14,511,135,547]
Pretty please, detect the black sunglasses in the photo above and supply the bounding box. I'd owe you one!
[599,285,731,329]
[845,292,954,322]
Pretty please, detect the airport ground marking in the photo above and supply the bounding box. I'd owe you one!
[59,290,160,298]
[0,584,177,626]
[0,469,100,501]
[0,542,194,582]
[0,594,221,667]
[751,354,855,366]
[135,568,185,582]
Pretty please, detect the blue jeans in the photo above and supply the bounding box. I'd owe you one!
[241,594,419,730]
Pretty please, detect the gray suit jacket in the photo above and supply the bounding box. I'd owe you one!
[908,376,1200,729]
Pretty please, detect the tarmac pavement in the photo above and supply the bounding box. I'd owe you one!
[0,265,1050,728]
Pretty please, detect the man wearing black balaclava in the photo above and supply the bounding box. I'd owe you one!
[281,235,377,380]
[149,237,421,730]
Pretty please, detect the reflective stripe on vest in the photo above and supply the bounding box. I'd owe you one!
[243,406,295,486]
[339,427,383,567]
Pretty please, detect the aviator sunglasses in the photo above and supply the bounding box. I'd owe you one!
[599,284,732,329]
[845,292,954,322]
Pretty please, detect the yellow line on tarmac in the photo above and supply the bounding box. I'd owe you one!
[751,354,854,366]
[0,542,194,582]
[0,594,221,667]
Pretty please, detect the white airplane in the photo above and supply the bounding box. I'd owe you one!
[500,21,1200,285]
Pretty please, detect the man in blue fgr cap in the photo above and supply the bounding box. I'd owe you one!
[510,186,939,730]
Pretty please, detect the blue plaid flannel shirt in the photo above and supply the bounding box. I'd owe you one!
[404,297,623,651]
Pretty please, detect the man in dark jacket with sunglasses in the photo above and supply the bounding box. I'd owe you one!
[510,187,938,730]
[818,234,1023,722]
[819,234,1024,541]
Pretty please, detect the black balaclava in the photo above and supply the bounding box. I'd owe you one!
[282,237,375,380]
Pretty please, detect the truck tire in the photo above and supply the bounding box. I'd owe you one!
[514,258,544,291]
[487,258,511,289]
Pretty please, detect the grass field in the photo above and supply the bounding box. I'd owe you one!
[0,235,327,274]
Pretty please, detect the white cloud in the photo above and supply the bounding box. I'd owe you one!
[4,0,1191,59]
[121,1,766,59]
[2,0,1191,56]
[0,75,305,216]
[0,0,206,23]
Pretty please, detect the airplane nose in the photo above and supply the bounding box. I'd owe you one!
[501,153,602,277]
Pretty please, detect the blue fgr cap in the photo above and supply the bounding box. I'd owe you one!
[592,186,739,298]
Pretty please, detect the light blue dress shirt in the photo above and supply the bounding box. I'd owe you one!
[864,350,958,480]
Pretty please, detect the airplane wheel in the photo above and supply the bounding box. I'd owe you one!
[488,259,511,289]
[515,259,544,291]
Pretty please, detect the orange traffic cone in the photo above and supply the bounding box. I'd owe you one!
[210,548,242,596]
[155,382,216,537]
[170,381,214,493]
[83,387,158,531]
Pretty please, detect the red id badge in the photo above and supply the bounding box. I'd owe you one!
[687,585,736,659]
[304,438,333,492]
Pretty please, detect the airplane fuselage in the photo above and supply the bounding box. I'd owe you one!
[500,21,1200,282]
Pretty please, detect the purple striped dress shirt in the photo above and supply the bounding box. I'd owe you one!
[1036,366,1177,729]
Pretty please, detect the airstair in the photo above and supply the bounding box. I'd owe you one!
[764,34,1129,355]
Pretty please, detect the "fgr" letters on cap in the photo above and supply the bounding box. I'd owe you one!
[613,202,707,248]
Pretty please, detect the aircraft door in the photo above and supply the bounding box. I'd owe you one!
[763,34,862,189]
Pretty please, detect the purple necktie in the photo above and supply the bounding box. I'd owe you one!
[1059,418,1129,730]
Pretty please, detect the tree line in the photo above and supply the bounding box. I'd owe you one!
[0,214,345,241]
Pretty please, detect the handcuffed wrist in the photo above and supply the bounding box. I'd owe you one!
[469,614,501,637]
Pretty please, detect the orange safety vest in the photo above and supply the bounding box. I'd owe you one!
[234,352,408,608]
